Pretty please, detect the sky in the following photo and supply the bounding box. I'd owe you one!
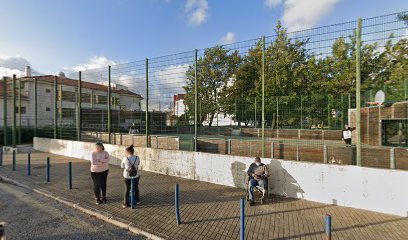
[0,0,407,77]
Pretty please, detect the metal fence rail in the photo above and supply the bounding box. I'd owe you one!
[1,11,407,170]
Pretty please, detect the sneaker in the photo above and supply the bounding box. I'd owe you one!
[102,197,107,204]
[249,201,255,206]
[122,203,129,208]
[96,199,103,205]
[136,201,142,205]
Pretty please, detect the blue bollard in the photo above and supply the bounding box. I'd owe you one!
[0,147,3,166]
[175,184,181,225]
[27,153,31,176]
[240,198,245,240]
[326,214,332,240]
[46,157,50,182]
[68,162,72,189]
[12,150,16,171]
[131,178,136,209]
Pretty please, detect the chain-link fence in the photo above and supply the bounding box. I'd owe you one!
[1,11,407,170]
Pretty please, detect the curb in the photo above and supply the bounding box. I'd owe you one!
[0,175,167,240]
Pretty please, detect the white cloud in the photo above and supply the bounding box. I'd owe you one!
[185,0,209,26]
[264,0,283,8]
[72,56,116,72]
[150,64,190,111]
[265,0,340,32]
[220,32,236,45]
[0,56,32,78]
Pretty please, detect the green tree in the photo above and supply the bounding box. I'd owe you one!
[184,46,241,126]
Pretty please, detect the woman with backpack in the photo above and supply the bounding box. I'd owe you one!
[91,142,110,205]
[121,145,141,208]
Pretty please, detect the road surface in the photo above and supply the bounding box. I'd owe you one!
[0,181,145,240]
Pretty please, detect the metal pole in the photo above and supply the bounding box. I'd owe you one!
[254,97,257,128]
[325,214,332,240]
[131,178,136,209]
[356,18,362,166]
[58,80,62,139]
[27,153,31,176]
[300,95,303,129]
[34,78,38,137]
[261,36,265,158]
[12,75,16,147]
[46,157,50,182]
[108,66,112,144]
[68,162,72,189]
[175,183,181,225]
[77,71,82,141]
[0,148,2,166]
[12,150,16,171]
[240,198,245,240]
[3,77,7,145]
[18,78,21,144]
[145,58,149,147]
[53,76,58,139]
[194,49,198,152]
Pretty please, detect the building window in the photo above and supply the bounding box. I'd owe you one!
[62,108,75,117]
[46,107,51,112]
[111,96,120,105]
[16,106,26,114]
[46,88,51,93]
[61,90,76,102]
[97,95,108,105]
[81,93,91,103]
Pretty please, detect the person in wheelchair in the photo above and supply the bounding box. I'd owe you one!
[247,157,269,206]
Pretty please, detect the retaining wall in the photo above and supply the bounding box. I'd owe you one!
[34,137,408,217]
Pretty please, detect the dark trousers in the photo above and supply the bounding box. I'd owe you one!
[91,170,109,199]
[344,138,352,145]
[124,177,140,205]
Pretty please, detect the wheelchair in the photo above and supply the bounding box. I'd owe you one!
[245,177,268,204]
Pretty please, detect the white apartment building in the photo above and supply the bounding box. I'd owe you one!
[0,72,143,127]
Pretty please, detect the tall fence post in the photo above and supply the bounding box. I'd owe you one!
[271,141,274,159]
[194,49,198,152]
[53,76,58,139]
[27,153,31,176]
[390,148,396,169]
[175,183,181,225]
[58,79,62,139]
[228,139,232,155]
[254,97,257,128]
[18,78,21,144]
[0,148,3,166]
[355,17,362,166]
[3,77,7,146]
[261,36,265,158]
[240,198,245,240]
[300,95,303,129]
[46,157,50,182]
[323,144,328,163]
[12,150,16,171]
[68,162,72,189]
[12,75,17,147]
[34,78,38,138]
[77,71,82,141]
[145,58,149,148]
[108,66,112,144]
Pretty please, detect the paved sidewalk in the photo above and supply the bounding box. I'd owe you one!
[1,152,408,240]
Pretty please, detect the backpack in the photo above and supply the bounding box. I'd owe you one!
[127,157,138,177]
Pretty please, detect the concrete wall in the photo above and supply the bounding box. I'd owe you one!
[34,137,408,217]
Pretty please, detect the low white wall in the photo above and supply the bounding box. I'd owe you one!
[34,137,408,217]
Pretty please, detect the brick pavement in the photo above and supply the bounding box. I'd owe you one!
[1,152,408,240]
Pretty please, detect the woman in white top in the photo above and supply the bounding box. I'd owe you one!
[120,145,141,208]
